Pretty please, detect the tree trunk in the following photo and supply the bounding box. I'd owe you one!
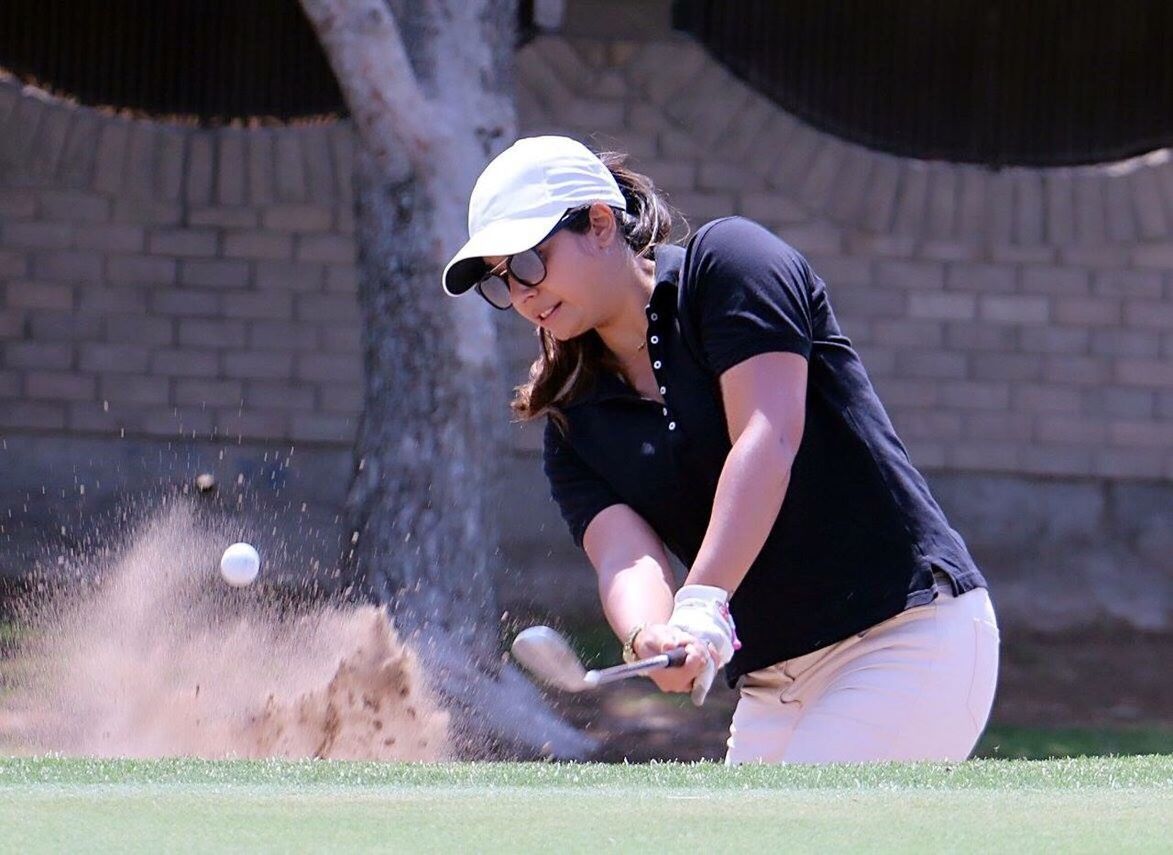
[299,0,593,758]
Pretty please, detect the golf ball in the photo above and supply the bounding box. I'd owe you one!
[220,542,260,587]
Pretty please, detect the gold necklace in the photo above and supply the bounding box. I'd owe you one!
[636,341,647,352]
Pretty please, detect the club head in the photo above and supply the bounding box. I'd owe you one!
[510,625,588,692]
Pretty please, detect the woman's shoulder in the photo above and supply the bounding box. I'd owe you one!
[681,216,813,289]
[688,216,804,258]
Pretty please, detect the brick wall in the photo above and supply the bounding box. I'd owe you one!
[0,84,361,446]
[513,34,1173,482]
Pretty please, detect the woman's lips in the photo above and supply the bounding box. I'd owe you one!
[537,302,561,323]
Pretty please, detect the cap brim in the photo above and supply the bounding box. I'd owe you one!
[442,214,564,296]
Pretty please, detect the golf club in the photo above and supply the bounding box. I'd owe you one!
[511,625,688,692]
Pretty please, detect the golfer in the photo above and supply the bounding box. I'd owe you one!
[443,136,999,764]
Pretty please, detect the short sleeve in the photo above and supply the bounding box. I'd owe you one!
[542,418,624,548]
[682,217,815,376]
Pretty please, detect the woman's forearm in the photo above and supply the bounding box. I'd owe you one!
[598,555,675,640]
[684,418,796,594]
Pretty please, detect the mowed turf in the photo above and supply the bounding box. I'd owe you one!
[1,757,1170,853]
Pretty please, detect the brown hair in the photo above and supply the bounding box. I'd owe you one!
[509,152,678,431]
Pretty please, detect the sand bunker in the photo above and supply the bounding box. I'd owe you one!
[1,501,448,760]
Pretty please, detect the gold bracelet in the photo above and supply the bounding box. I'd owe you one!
[621,623,645,664]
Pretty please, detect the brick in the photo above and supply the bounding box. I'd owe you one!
[97,374,169,406]
[301,126,336,202]
[185,132,215,206]
[296,234,354,264]
[107,254,177,285]
[34,251,103,283]
[891,163,930,237]
[984,170,1014,245]
[67,401,136,433]
[874,259,944,291]
[0,188,36,218]
[223,350,294,380]
[148,229,218,258]
[945,263,1015,293]
[955,165,986,237]
[894,351,967,379]
[324,264,358,294]
[1130,169,1169,239]
[36,190,108,224]
[1013,171,1044,245]
[290,413,354,443]
[1083,387,1155,419]
[320,324,361,353]
[4,342,72,370]
[922,167,957,241]
[57,112,100,188]
[295,294,358,323]
[1132,244,1173,270]
[1042,355,1112,385]
[797,142,845,210]
[75,224,145,253]
[669,192,739,225]
[1011,384,1082,414]
[1123,299,1173,330]
[77,286,147,314]
[990,244,1055,264]
[1116,358,1173,388]
[1104,175,1136,242]
[920,240,980,263]
[1035,415,1106,444]
[255,260,323,292]
[329,124,354,203]
[1058,244,1129,268]
[262,204,333,232]
[939,380,1010,410]
[156,129,186,201]
[144,408,215,436]
[275,135,307,202]
[3,222,74,249]
[0,249,28,278]
[1090,329,1161,359]
[79,343,150,373]
[0,401,66,430]
[92,121,130,195]
[1,95,43,167]
[1093,269,1163,299]
[1093,449,1163,479]
[1021,266,1089,296]
[224,232,293,261]
[224,292,293,320]
[28,311,101,341]
[147,286,218,328]
[25,370,95,401]
[890,409,962,440]
[738,193,808,226]
[861,156,901,234]
[944,322,1018,352]
[978,295,1049,324]
[106,315,174,346]
[1018,328,1090,355]
[245,381,315,411]
[0,369,20,397]
[250,320,320,350]
[1053,297,1121,326]
[962,411,1033,442]
[249,130,276,206]
[830,288,906,320]
[111,198,182,226]
[217,130,247,206]
[178,319,247,349]
[1072,173,1107,244]
[214,409,290,439]
[909,293,976,320]
[873,319,944,348]
[872,378,938,408]
[319,384,358,415]
[296,354,360,383]
[124,121,157,200]
[175,379,243,407]
[180,259,250,289]
[188,207,260,228]
[5,281,74,311]
[1020,445,1093,477]
[29,107,72,180]
[151,349,219,377]
[969,353,1042,381]
[1044,170,1075,245]
[947,442,1020,472]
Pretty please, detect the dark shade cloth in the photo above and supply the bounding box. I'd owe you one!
[543,217,987,685]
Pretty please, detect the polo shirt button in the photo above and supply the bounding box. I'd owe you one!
[662,407,668,416]
[668,422,677,431]
[653,360,662,369]
[650,313,658,321]
[659,386,666,395]
[650,335,659,345]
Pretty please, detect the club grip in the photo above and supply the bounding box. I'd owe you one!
[664,647,689,668]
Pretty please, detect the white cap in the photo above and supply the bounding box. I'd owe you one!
[442,136,627,296]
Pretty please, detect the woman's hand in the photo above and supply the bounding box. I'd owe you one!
[632,623,715,694]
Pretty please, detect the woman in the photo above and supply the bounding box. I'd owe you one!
[442,136,999,764]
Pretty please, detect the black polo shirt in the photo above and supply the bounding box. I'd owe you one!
[542,217,987,685]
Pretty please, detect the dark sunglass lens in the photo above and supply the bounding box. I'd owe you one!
[478,275,512,309]
[509,250,546,286]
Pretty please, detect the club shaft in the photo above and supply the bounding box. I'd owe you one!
[584,647,687,685]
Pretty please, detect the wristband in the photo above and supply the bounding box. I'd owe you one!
[621,623,645,664]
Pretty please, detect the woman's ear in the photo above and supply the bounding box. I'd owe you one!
[587,202,619,248]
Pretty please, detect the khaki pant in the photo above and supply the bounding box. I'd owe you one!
[726,578,999,764]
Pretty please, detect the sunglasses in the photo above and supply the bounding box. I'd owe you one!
[474,207,591,310]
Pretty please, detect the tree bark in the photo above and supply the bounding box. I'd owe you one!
[298,0,593,758]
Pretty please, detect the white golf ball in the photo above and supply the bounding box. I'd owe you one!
[220,542,260,587]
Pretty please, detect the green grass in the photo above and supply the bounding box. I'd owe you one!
[977,725,1173,759]
[1,757,1170,853]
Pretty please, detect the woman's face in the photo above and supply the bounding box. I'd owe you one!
[484,204,624,341]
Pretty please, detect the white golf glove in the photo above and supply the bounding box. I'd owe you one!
[667,584,739,706]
